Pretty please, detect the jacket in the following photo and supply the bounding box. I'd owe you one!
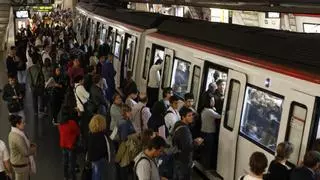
[58,120,80,149]
[8,132,32,166]
[290,166,316,180]
[27,64,45,91]
[6,56,18,76]
[89,84,107,113]
[2,83,25,112]
[115,133,142,167]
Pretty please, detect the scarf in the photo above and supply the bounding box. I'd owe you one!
[11,127,36,174]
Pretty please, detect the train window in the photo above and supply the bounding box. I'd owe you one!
[161,54,172,89]
[191,66,201,104]
[286,103,307,164]
[240,86,283,152]
[126,37,136,70]
[114,34,121,58]
[224,79,241,131]
[205,68,227,91]
[143,48,151,79]
[171,58,191,98]
[153,49,164,64]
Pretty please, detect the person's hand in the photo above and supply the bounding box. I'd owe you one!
[194,137,204,145]
[30,144,37,154]
[12,96,18,99]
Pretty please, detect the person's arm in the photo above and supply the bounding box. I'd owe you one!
[2,143,11,174]
[14,135,35,157]
[211,109,221,119]
[155,64,162,71]
[77,85,90,102]
[136,159,152,180]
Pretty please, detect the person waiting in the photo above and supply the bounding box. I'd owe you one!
[266,142,294,180]
[147,59,163,108]
[239,151,268,180]
[290,151,320,180]
[164,95,181,138]
[132,94,152,133]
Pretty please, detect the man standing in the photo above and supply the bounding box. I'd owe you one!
[147,59,163,108]
[164,95,180,138]
[102,53,116,102]
[6,46,18,77]
[172,107,203,180]
[68,54,84,86]
[134,136,168,180]
[213,79,226,115]
[132,94,152,133]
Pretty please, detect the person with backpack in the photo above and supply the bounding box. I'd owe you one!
[164,95,181,139]
[27,53,45,118]
[172,107,203,180]
[89,74,108,116]
[134,136,168,180]
[132,94,151,133]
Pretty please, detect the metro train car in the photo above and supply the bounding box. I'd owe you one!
[75,2,320,180]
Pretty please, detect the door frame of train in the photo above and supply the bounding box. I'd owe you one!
[159,48,174,100]
[216,69,247,180]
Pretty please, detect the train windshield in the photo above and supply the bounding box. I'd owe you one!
[171,58,191,98]
[240,86,283,152]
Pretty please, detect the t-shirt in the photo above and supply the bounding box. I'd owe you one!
[240,175,263,180]
[0,140,9,172]
[135,152,160,180]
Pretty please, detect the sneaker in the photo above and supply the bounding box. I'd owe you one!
[52,119,59,126]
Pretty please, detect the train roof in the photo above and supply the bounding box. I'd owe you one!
[78,3,166,29]
[156,16,320,78]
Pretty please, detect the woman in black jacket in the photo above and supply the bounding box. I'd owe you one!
[266,142,294,180]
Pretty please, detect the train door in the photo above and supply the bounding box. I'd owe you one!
[216,69,246,180]
[120,34,137,86]
[140,41,152,93]
[113,30,125,89]
[158,48,174,100]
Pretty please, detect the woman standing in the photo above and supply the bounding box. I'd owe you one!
[8,115,37,180]
[0,139,11,180]
[88,115,116,180]
[110,94,123,133]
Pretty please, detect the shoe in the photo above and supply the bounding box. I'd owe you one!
[52,119,59,126]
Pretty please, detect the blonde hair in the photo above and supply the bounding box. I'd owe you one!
[89,114,107,133]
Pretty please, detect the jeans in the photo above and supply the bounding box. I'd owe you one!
[62,149,76,180]
[92,158,106,180]
[201,132,216,169]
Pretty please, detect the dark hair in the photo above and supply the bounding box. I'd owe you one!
[203,97,214,108]
[9,115,22,127]
[92,74,101,84]
[112,93,122,103]
[275,142,294,161]
[169,95,179,104]
[121,104,132,115]
[179,106,194,118]
[184,93,194,101]
[141,129,154,147]
[73,75,84,84]
[313,139,320,152]
[155,59,162,65]
[127,71,133,79]
[8,73,16,80]
[304,151,320,168]
[249,152,268,176]
[10,46,16,50]
[146,136,167,150]
[128,87,138,95]
[216,79,226,86]
[162,87,172,98]
[70,54,78,61]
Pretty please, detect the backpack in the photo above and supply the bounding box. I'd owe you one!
[133,156,152,180]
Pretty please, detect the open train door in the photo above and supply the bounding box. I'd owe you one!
[217,69,247,180]
[139,40,152,93]
[159,48,174,100]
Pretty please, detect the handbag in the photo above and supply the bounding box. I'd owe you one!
[81,154,92,180]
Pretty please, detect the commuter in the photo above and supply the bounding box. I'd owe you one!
[118,104,136,142]
[58,92,80,180]
[42,58,53,83]
[83,65,95,92]
[110,94,123,133]
[125,88,138,109]
[27,54,45,116]
[266,142,294,180]
[80,38,89,54]
[121,71,138,98]
[8,115,37,180]
[147,59,163,108]
[132,94,152,133]
[198,82,217,112]
[239,152,268,180]
[213,79,226,114]
[172,107,204,180]
[181,93,200,138]
[164,95,181,138]
[16,48,27,85]
[200,97,221,169]
[0,139,11,180]
[290,151,320,180]
[42,44,52,64]
[6,46,18,77]
[88,115,116,180]
[2,75,25,119]
[89,74,108,116]
[134,136,168,180]
[148,87,173,135]
[102,53,116,102]
[68,54,84,86]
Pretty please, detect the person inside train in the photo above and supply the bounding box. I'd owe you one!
[213,79,226,115]
[265,142,294,180]
[198,82,217,113]
[200,97,221,170]
[148,87,173,136]
[147,59,163,108]
[239,152,268,180]
[290,151,320,180]
[174,61,189,94]
[131,93,152,133]
[172,107,203,180]
[164,95,181,139]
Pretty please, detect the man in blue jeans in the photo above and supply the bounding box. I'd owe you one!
[172,107,203,180]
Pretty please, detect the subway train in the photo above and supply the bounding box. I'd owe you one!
[74,2,320,180]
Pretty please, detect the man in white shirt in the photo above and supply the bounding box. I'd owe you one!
[165,95,181,137]
[74,75,90,114]
[147,59,163,108]
[132,94,152,133]
[0,139,11,179]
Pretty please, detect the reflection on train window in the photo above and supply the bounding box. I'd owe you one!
[287,103,307,164]
[191,66,201,104]
[126,37,136,70]
[153,49,164,64]
[171,58,191,98]
[240,86,283,152]
[162,55,172,89]
[114,34,121,58]
[224,80,240,131]
[205,68,228,91]
[143,48,151,79]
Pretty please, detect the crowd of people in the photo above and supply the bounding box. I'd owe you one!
[1,7,320,180]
